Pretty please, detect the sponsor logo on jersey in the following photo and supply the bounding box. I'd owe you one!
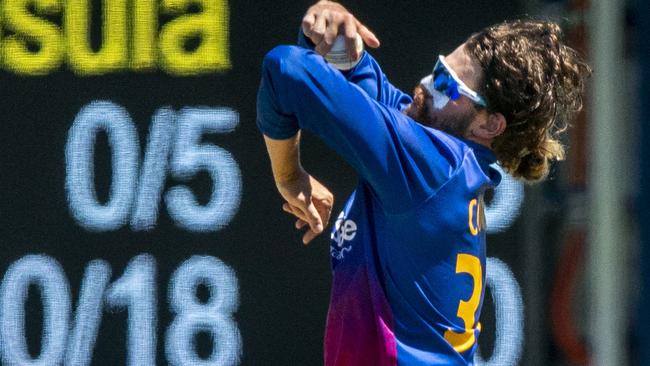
[330,212,357,260]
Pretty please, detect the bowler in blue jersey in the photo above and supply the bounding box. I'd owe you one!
[256,2,591,365]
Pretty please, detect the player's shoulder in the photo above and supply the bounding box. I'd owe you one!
[434,130,501,188]
[417,124,470,171]
[415,124,500,186]
[376,112,472,191]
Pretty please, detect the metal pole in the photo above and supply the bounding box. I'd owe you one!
[587,0,627,365]
[521,188,545,366]
[637,0,650,364]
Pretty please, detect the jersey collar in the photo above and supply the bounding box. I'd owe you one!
[461,138,502,186]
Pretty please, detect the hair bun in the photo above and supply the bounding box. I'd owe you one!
[511,139,564,182]
[514,150,548,182]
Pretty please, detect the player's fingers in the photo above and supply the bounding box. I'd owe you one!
[343,15,359,59]
[295,219,309,230]
[320,204,333,228]
[303,202,324,234]
[324,12,341,45]
[302,229,320,245]
[302,12,316,37]
[313,199,333,228]
[315,11,339,55]
[314,40,329,57]
[310,12,327,47]
[357,22,380,48]
[283,203,307,221]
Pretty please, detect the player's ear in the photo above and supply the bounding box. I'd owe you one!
[475,112,506,139]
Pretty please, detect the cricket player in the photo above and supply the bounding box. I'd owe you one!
[256,1,591,365]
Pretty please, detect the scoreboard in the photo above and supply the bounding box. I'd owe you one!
[0,0,526,365]
[1,0,230,75]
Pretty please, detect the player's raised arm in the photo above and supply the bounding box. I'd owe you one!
[257,46,454,214]
[256,2,456,243]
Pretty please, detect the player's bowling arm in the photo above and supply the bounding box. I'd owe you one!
[257,45,452,213]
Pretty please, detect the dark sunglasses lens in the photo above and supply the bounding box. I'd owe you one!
[434,73,448,90]
[447,79,460,100]
[433,61,461,100]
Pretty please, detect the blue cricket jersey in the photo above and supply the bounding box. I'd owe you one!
[256,36,501,366]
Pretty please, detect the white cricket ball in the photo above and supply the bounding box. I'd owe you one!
[324,34,364,70]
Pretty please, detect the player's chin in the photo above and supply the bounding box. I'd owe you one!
[406,108,432,128]
[405,93,434,127]
[403,103,416,119]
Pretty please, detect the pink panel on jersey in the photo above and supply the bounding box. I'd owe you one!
[324,265,397,366]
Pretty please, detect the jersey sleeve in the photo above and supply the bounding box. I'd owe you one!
[297,30,412,110]
[256,45,460,213]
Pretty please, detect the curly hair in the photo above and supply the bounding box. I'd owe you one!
[465,19,591,182]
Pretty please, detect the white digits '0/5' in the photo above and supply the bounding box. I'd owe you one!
[65,102,242,232]
[65,101,140,231]
[165,107,242,232]
[130,108,177,231]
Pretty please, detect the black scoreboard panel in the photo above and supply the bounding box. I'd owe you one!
[0,1,523,365]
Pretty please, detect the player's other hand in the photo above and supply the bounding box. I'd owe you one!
[276,170,334,245]
[302,0,380,57]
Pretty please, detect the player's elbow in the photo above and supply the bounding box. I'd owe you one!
[262,45,308,78]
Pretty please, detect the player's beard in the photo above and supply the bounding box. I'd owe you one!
[405,85,474,138]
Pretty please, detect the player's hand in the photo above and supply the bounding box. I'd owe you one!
[302,0,380,57]
[276,170,334,244]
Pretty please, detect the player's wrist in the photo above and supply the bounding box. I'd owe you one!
[273,166,307,186]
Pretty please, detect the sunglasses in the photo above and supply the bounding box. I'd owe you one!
[421,55,487,108]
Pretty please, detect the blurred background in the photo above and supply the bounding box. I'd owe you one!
[0,0,646,365]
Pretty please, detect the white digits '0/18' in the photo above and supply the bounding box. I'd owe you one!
[105,255,157,366]
[165,256,241,366]
[65,260,112,366]
[0,255,71,366]
[0,254,243,365]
